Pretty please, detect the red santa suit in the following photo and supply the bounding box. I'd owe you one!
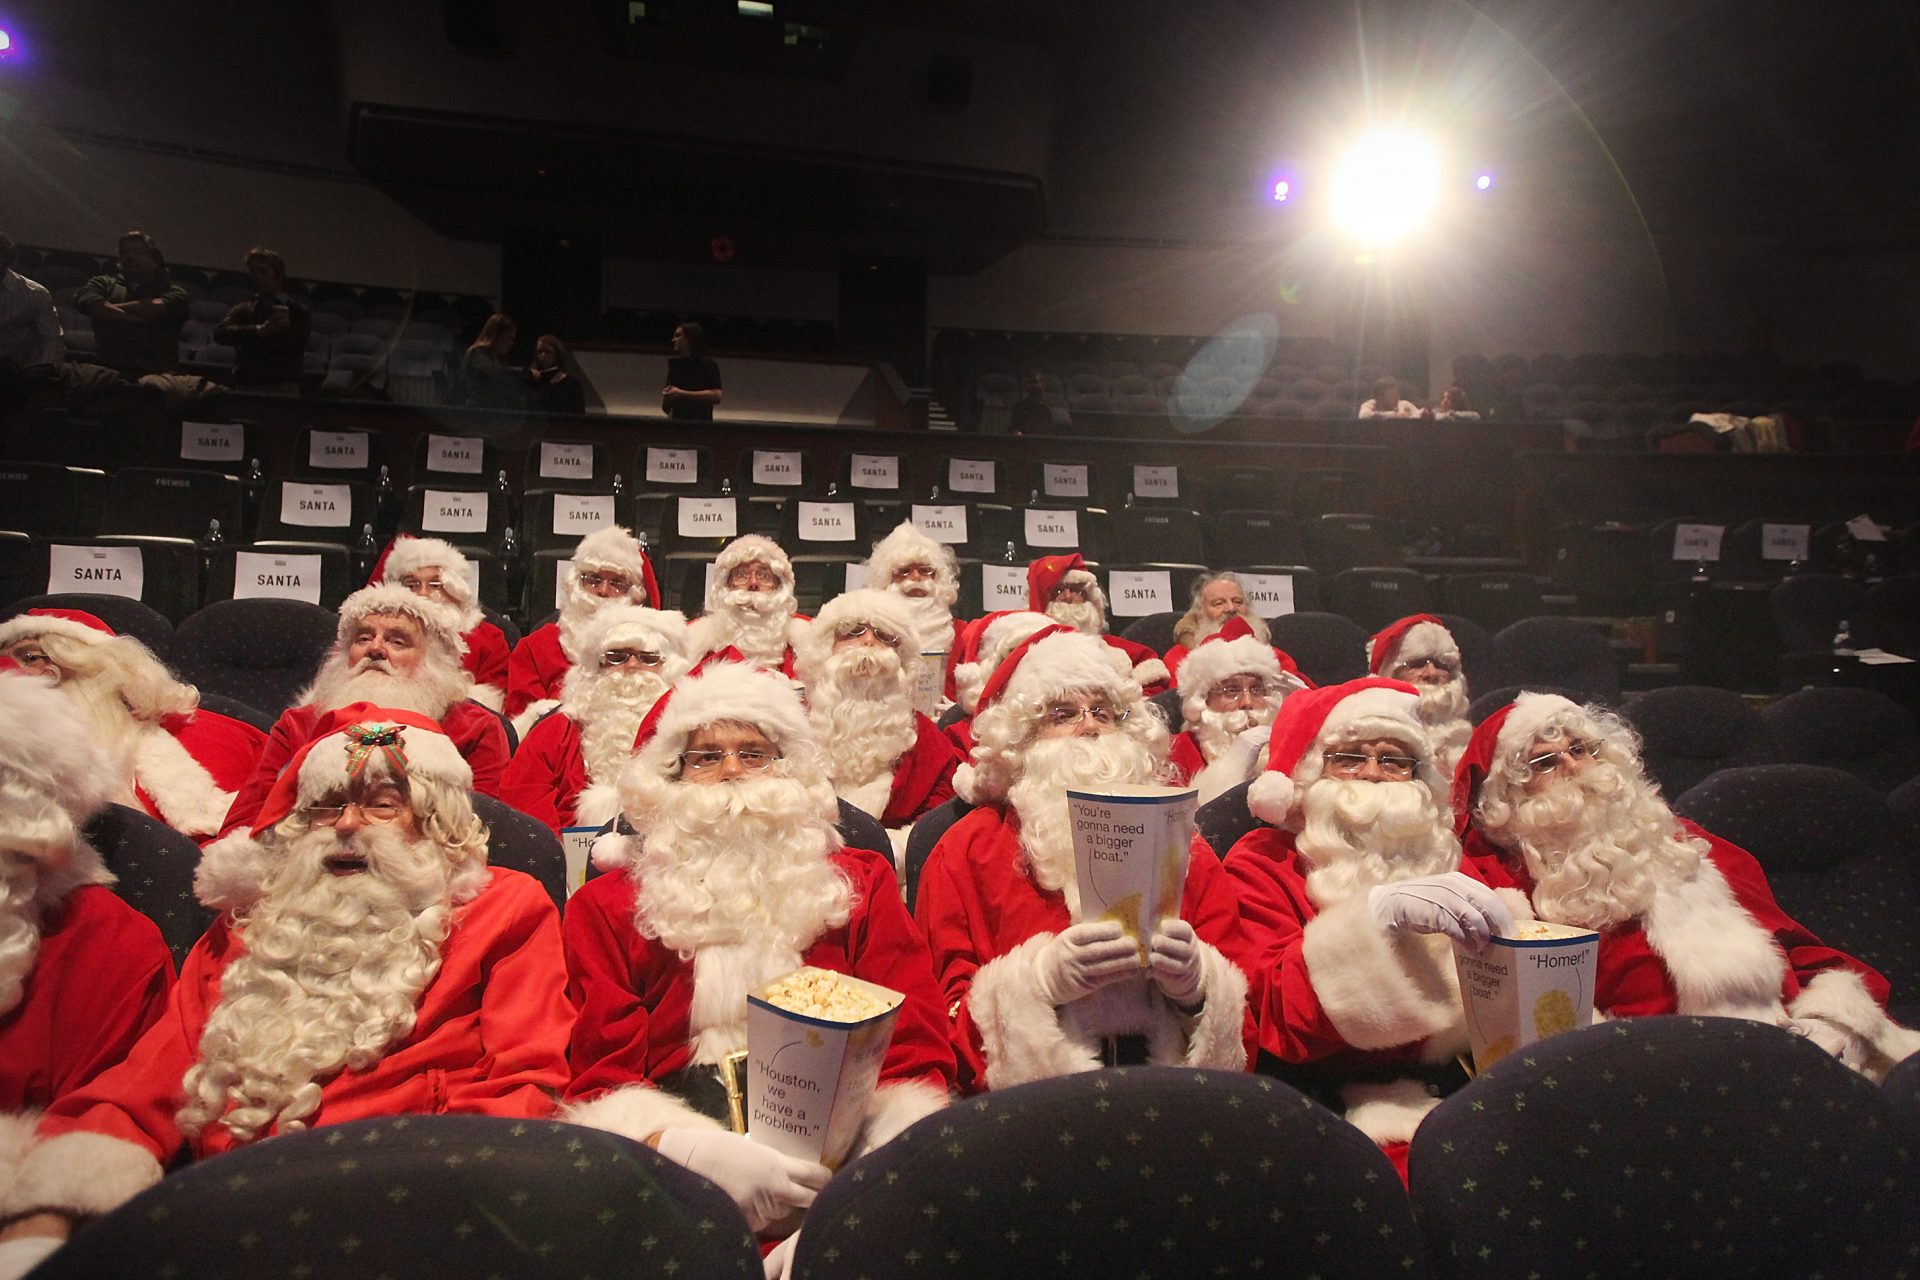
[506,622,570,721]
[461,620,511,705]
[1025,554,1171,696]
[504,526,663,725]
[915,806,1254,1093]
[222,698,508,835]
[1166,731,1205,784]
[564,848,955,1106]
[1452,694,1920,1076]
[1,888,174,1115]
[367,536,513,711]
[14,867,572,1219]
[878,716,962,826]
[500,712,595,833]
[686,535,810,677]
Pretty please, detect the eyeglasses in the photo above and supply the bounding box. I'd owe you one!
[1525,739,1601,777]
[1042,702,1128,728]
[602,649,664,669]
[727,567,780,588]
[1051,584,1089,602]
[578,572,634,593]
[1395,656,1459,676]
[398,576,446,594]
[837,623,901,647]
[892,565,937,581]
[1207,678,1277,703]
[304,801,406,827]
[680,747,780,774]
[1323,750,1420,780]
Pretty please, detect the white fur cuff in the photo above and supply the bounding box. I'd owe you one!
[1178,942,1251,1072]
[194,830,275,911]
[1789,968,1920,1081]
[1340,1078,1442,1146]
[969,933,1103,1091]
[1299,899,1463,1052]
[560,1084,725,1146]
[851,1080,948,1161]
[2,1131,163,1221]
[511,699,561,741]
[469,683,506,713]
[0,1112,41,1213]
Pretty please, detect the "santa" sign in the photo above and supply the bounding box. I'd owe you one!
[426,434,484,475]
[233,551,322,604]
[911,504,969,544]
[422,489,489,534]
[552,493,616,536]
[797,501,857,543]
[848,453,900,491]
[1023,508,1079,549]
[307,430,370,471]
[645,448,698,485]
[947,458,995,495]
[677,497,738,538]
[48,544,143,600]
[1107,569,1173,616]
[180,421,243,463]
[538,441,596,480]
[281,482,353,528]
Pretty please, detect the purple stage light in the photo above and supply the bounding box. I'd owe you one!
[1270,177,1291,203]
[0,29,13,55]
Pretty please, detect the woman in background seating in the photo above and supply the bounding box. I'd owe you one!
[662,321,722,421]
[1357,375,1421,419]
[460,312,524,410]
[526,333,586,416]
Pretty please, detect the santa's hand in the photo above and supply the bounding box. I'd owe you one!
[654,1128,831,1234]
[1368,872,1515,949]
[0,1236,64,1280]
[1033,921,1141,1007]
[763,1230,800,1280]
[1786,1017,1868,1069]
[1148,919,1207,1007]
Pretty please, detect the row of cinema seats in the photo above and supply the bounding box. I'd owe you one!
[38,1026,1920,1280]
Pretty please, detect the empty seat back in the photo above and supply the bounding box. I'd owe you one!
[99,468,243,542]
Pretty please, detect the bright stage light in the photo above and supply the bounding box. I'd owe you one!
[0,29,13,55]
[1328,129,1441,243]
[1475,173,1493,191]
[1271,178,1291,203]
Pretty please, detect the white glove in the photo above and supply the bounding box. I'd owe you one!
[1033,921,1142,1007]
[1234,724,1272,763]
[763,1230,800,1280]
[655,1128,831,1234]
[1786,1017,1868,1069]
[1148,919,1207,1008]
[1368,872,1516,949]
[0,1236,63,1280]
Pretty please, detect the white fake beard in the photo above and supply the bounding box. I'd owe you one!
[1046,600,1105,635]
[305,654,465,720]
[1007,733,1160,914]
[51,676,143,808]
[810,647,917,795]
[1296,777,1460,910]
[710,585,798,662]
[1497,761,1704,930]
[1416,677,1470,727]
[573,667,670,786]
[0,858,43,1019]
[558,589,627,663]
[1191,702,1276,762]
[893,581,956,633]
[1192,612,1269,646]
[175,825,453,1144]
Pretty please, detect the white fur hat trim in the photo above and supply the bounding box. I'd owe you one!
[293,717,474,806]
[337,584,468,658]
[995,630,1132,711]
[570,605,690,668]
[1370,619,1461,671]
[0,613,117,651]
[1494,691,1585,762]
[1246,685,1427,827]
[571,525,649,577]
[713,533,793,581]
[796,588,925,672]
[631,660,813,781]
[865,521,958,585]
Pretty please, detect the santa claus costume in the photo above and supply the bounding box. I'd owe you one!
[0,609,265,843]
[914,627,1252,1094]
[942,609,1056,755]
[505,525,662,732]
[1455,693,1920,1079]
[1224,678,1512,1179]
[0,675,175,1122]
[863,520,968,700]
[560,660,953,1167]
[368,534,512,711]
[210,586,509,854]
[685,533,811,676]
[2,711,574,1234]
[1366,614,1472,775]
[1167,616,1306,804]
[499,604,690,834]
[1026,553,1171,694]
[792,589,960,830]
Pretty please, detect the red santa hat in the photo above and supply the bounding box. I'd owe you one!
[952,610,1057,711]
[794,587,925,677]
[1366,614,1460,676]
[367,535,482,631]
[568,525,662,608]
[627,656,814,775]
[1245,677,1438,826]
[0,672,116,879]
[0,607,119,651]
[248,704,474,837]
[865,520,959,592]
[336,584,469,658]
[972,625,1132,715]
[1174,617,1304,727]
[1448,691,1584,837]
[1027,553,1087,611]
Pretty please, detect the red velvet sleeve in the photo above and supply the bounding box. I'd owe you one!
[841,852,958,1091]
[441,872,575,1118]
[463,622,511,695]
[561,873,662,1103]
[497,714,577,833]
[913,816,993,1091]
[505,630,564,719]
[1177,837,1261,1067]
[32,890,176,1107]
[218,706,313,836]
[1222,834,1363,1063]
[450,703,510,798]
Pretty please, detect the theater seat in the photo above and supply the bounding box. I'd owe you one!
[1621,685,1780,799]
[469,792,568,909]
[904,796,973,910]
[1266,611,1369,685]
[1490,616,1620,699]
[83,802,212,966]
[1410,1019,1912,1280]
[1195,778,1261,860]
[794,1069,1420,1280]
[1,591,175,657]
[1762,686,1920,792]
[169,598,337,717]
[36,1115,761,1280]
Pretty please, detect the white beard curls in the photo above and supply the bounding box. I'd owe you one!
[1007,733,1161,915]
[558,588,629,664]
[175,824,454,1144]
[52,675,144,809]
[1415,677,1470,727]
[1295,777,1461,910]
[0,859,43,1019]
[892,588,955,645]
[707,585,798,663]
[629,774,853,1064]
[1191,703,1276,763]
[304,654,466,720]
[809,647,917,803]
[1492,760,1705,931]
[572,667,670,787]
[1046,600,1105,636]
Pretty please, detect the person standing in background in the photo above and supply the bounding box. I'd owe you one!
[214,247,310,395]
[73,231,188,379]
[460,313,524,410]
[662,321,722,421]
[526,333,586,415]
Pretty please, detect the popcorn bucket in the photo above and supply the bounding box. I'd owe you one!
[1066,784,1197,962]
[559,826,599,898]
[1454,921,1600,1073]
[910,651,947,717]
[745,967,904,1169]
